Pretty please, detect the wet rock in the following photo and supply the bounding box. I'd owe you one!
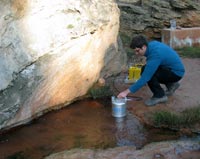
[45,140,200,159]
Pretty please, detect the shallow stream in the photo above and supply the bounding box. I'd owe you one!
[0,98,195,159]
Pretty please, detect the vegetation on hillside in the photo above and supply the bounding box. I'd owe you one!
[176,47,200,58]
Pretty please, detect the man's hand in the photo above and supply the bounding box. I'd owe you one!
[117,89,131,98]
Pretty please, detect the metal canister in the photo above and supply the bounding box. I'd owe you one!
[111,96,127,118]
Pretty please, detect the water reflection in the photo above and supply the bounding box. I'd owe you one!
[114,112,146,148]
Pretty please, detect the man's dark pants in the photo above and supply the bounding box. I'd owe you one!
[142,66,181,98]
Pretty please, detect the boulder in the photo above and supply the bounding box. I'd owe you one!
[0,0,126,130]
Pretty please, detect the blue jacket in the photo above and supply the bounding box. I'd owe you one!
[129,41,185,93]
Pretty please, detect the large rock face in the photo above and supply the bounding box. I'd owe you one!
[118,0,200,50]
[0,0,126,130]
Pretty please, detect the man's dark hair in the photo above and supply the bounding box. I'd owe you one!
[130,35,148,49]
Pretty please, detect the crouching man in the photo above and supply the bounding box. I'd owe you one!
[118,35,185,106]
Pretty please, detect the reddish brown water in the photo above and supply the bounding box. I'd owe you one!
[0,98,180,159]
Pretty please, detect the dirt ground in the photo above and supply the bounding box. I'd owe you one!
[112,58,200,132]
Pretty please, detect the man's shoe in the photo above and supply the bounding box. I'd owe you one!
[145,96,168,106]
[165,82,180,96]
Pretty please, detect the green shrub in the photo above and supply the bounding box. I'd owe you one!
[152,106,200,128]
[152,111,180,127]
[176,47,200,58]
[180,107,200,126]
[89,86,113,99]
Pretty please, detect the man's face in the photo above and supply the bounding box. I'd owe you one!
[134,45,147,56]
